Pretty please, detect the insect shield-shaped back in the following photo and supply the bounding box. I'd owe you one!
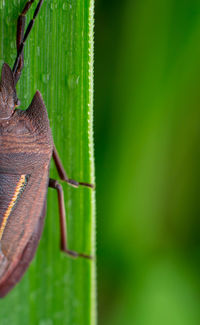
[0,64,19,120]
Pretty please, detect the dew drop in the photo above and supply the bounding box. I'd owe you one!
[67,74,80,89]
[0,0,5,10]
[42,73,50,84]
[37,46,40,56]
[62,3,67,10]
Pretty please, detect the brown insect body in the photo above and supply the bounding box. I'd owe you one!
[0,64,53,296]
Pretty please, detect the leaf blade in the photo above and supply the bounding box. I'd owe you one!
[0,1,95,324]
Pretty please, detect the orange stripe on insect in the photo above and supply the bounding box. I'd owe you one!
[0,175,26,240]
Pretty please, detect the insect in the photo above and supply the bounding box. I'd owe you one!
[0,0,93,297]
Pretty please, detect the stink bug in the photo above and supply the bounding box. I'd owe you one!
[0,0,93,297]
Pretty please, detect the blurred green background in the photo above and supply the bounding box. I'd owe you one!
[95,0,200,324]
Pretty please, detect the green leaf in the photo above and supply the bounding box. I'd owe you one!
[0,1,95,324]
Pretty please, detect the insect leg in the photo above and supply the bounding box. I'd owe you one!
[48,178,92,259]
[13,1,35,83]
[52,146,94,189]
[13,0,44,80]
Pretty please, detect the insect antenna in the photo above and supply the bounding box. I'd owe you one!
[12,0,44,84]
